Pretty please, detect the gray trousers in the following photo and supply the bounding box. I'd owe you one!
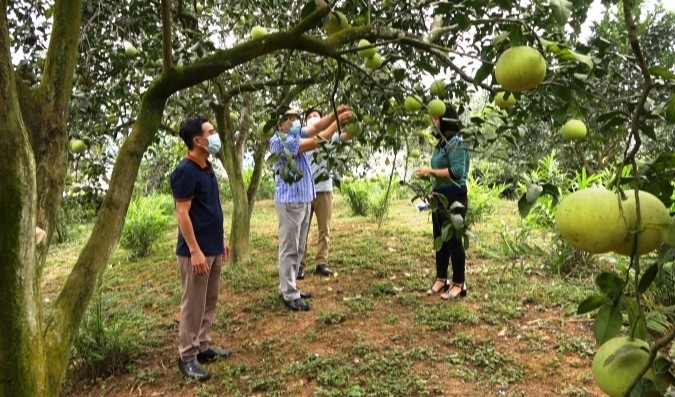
[177,255,222,361]
[275,202,311,301]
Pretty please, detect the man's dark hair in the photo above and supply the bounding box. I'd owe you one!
[179,118,209,149]
[438,104,461,136]
[304,107,323,123]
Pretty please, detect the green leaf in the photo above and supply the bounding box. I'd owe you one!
[539,37,561,53]
[265,152,280,167]
[638,264,659,293]
[557,49,594,69]
[649,66,675,80]
[492,31,510,46]
[639,124,657,140]
[441,223,454,241]
[433,236,443,251]
[596,271,624,294]
[653,357,671,375]
[549,0,572,25]
[393,68,406,82]
[577,294,606,315]
[517,193,534,218]
[541,183,560,206]
[665,94,675,123]
[473,62,494,85]
[621,297,648,341]
[593,304,623,345]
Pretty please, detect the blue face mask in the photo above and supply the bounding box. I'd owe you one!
[205,134,221,154]
[289,120,302,137]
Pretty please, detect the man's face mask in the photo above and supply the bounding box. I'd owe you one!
[289,119,302,136]
[204,134,221,154]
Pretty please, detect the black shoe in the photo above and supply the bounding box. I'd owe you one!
[300,291,313,299]
[297,266,305,280]
[315,264,333,276]
[197,347,233,364]
[283,297,310,311]
[178,358,209,381]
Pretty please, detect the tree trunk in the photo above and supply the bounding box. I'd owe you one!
[229,168,252,264]
[0,1,333,394]
[43,92,167,395]
[214,104,251,264]
[247,139,269,219]
[0,5,47,395]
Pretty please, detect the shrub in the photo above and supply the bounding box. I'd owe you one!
[68,288,139,382]
[466,172,504,226]
[341,178,393,220]
[342,181,372,216]
[121,194,172,258]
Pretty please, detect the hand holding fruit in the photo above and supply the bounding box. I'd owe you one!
[416,168,434,178]
[338,110,353,123]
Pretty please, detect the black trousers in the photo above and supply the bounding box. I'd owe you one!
[431,185,468,283]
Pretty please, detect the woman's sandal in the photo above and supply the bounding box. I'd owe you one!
[426,278,448,296]
[440,282,467,300]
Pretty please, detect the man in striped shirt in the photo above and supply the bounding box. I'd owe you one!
[270,105,352,311]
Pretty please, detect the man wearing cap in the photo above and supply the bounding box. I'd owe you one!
[270,105,352,311]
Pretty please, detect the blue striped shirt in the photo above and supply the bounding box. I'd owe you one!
[269,129,316,203]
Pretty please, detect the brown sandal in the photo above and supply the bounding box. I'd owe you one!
[426,278,448,296]
[441,282,467,300]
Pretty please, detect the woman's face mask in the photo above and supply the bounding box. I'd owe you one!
[306,116,320,126]
[431,125,441,138]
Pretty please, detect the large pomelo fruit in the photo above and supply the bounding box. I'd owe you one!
[555,188,626,253]
[495,46,547,92]
[612,190,671,256]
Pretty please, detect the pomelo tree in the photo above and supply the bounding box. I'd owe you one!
[2,0,674,396]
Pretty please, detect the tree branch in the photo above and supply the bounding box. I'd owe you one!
[40,0,82,114]
[161,0,173,71]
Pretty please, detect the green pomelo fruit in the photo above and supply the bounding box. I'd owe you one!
[404,95,423,112]
[561,119,587,140]
[612,190,671,256]
[364,53,383,70]
[555,188,627,253]
[251,26,268,40]
[494,91,517,108]
[427,99,446,118]
[357,39,376,58]
[430,80,447,96]
[345,122,362,137]
[68,139,86,154]
[592,336,654,397]
[495,46,547,92]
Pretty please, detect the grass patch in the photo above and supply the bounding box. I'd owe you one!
[47,196,602,396]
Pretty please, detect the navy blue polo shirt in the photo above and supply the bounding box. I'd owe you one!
[170,155,224,257]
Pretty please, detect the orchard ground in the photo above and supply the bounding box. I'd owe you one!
[46,194,621,397]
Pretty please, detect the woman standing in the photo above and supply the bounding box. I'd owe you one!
[416,103,470,300]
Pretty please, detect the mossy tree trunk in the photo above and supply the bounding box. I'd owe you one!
[0,3,45,396]
[214,97,252,265]
[0,0,335,394]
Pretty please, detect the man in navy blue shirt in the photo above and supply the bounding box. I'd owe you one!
[171,118,231,381]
